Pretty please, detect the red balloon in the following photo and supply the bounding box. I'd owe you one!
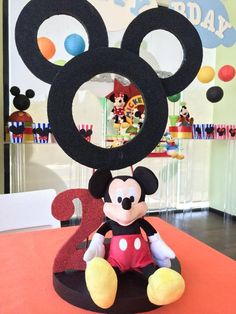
[218,65,235,82]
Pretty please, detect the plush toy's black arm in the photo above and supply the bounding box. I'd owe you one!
[139,218,157,236]
[96,221,111,236]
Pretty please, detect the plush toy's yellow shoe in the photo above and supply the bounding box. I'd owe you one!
[147,268,185,305]
[85,257,118,309]
[114,123,121,130]
[176,154,185,160]
[121,122,130,128]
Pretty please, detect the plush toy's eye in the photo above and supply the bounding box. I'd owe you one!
[117,196,122,203]
[128,187,136,202]
[116,189,124,204]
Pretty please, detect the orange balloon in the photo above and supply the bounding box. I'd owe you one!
[37,37,56,60]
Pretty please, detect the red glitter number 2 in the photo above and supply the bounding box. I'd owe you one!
[51,189,104,273]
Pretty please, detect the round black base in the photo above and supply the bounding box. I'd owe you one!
[53,258,181,314]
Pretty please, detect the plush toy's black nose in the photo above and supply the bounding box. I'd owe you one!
[122,197,132,210]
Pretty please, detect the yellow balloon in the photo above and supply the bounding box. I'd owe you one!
[197,66,215,83]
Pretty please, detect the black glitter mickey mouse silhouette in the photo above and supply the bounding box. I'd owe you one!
[15,0,203,170]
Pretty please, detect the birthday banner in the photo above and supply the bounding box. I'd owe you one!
[94,0,236,48]
[170,0,236,48]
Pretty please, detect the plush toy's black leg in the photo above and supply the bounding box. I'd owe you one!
[113,267,121,276]
[115,115,119,123]
[141,263,158,278]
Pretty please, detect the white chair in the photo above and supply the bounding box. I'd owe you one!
[0,189,60,233]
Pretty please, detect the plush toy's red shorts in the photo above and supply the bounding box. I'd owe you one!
[107,234,154,272]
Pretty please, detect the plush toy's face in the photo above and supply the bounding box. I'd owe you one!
[180,107,189,118]
[104,178,147,226]
[114,96,126,108]
[164,132,174,144]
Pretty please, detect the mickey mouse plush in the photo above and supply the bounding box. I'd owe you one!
[84,167,185,309]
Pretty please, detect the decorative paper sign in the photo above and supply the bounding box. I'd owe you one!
[90,0,156,30]
[170,0,236,48]
[103,0,236,47]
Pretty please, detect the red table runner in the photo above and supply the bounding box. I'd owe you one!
[0,217,236,314]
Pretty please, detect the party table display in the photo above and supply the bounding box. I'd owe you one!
[7,85,52,144]
[13,0,204,313]
[6,86,93,144]
[167,101,236,140]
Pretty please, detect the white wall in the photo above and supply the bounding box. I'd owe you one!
[0,0,4,193]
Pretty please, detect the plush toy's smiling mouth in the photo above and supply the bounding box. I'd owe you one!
[116,217,136,226]
[115,211,144,226]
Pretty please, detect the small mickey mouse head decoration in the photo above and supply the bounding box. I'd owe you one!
[9,86,35,122]
[79,128,93,141]
[205,126,214,139]
[217,127,226,137]
[33,126,51,141]
[196,126,202,138]
[8,124,25,138]
[229,128,236,138]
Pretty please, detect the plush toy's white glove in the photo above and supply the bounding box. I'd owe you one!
[149,233,175,268]
[83,233,105,262]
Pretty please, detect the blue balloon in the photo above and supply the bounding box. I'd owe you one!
[64,34,85,56]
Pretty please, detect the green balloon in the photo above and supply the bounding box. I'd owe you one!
[168,93,181,103]
[54,59,67,66]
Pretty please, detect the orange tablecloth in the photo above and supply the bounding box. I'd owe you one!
[0,217,236,314]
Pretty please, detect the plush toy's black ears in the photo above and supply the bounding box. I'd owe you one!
[109,94,115,103]
[124,94,129,102]
[133,166,158,195]
[88,169,113,199]
[10,86,20,96]
[25,89,35,99]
